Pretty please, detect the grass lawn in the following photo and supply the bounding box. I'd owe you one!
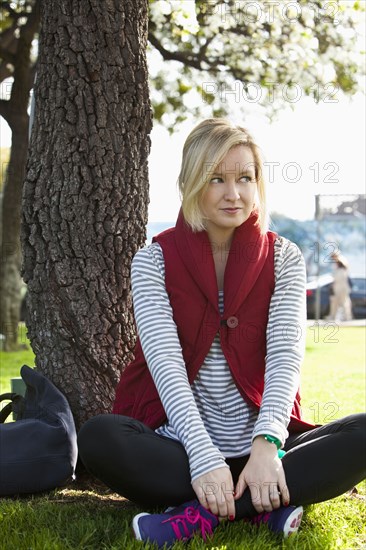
[0,325,365,549]
[301,323,366,422]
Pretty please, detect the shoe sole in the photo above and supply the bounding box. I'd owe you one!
[283,506,303,538]
[132,512,150,541]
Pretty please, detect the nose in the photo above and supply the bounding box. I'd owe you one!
[224,180,240,201]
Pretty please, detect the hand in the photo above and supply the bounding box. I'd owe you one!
[192,466,236,520]
[234,437,290,513]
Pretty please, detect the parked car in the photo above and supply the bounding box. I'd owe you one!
[350,277,366,319]
[306,274,366,319]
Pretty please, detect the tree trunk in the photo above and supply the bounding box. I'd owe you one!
[21,0,152,429]
[0,1,40,351]
[0,127,28,350]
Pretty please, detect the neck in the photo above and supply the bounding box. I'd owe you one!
[206,228,235,256]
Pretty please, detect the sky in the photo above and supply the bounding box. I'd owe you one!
[148,91,366,222]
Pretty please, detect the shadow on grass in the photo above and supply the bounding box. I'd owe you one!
[0,473,135,509]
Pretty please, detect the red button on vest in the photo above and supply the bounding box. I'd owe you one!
[227,316,239,328]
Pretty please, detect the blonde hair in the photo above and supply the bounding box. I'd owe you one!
[177,118,268,233]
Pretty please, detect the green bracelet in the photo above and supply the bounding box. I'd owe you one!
[262,434,281,450]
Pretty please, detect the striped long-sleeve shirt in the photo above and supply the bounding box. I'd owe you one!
[131,235,306,481]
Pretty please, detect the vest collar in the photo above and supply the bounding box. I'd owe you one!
[174,209,270,317]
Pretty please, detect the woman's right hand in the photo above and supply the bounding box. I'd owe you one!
[192,466,236,520]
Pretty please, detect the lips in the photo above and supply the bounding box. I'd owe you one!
[221,208,241,213]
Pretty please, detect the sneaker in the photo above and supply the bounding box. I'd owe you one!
[132,499,219,548]
[251,505,303,538]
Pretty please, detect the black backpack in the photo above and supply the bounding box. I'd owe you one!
[0,365,77,496]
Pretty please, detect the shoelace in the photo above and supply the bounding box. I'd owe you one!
[251,511,271,525]
[162,506,215,541]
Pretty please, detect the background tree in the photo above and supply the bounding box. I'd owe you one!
[0,0,40,350]
[147,0,365,127]
[19,0,365,428]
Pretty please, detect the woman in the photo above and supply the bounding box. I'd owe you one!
[328,252,353,321]
[78,119,365,548]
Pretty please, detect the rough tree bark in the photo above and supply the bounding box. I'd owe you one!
[21,0,152,429]
[0,0,40,350]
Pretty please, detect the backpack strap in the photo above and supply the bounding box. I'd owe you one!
[0,393,24,423]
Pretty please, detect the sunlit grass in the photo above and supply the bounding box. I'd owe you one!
[0,324,35,393]
[301,324,366,422]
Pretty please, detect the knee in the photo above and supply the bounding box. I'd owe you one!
[346,413,366,432]
[78,415,104,462]
[78,413,146,469]
[354,413,366,436]
[77,414,112,468]
[341,413,366,445]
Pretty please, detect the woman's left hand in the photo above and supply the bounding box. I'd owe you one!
[234,436,289,513]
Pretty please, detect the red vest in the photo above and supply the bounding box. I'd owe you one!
[113,211,315,433]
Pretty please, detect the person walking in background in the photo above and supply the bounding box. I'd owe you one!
[328,252,353,321]
[78,119,365,549]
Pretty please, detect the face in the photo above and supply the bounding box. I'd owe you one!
[200,145,257,243]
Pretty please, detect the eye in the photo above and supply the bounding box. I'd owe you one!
[209,176,223,183]
[239,175,254,183]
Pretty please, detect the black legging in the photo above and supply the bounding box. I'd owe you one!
[77,413,366,518]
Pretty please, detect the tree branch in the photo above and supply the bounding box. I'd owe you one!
[0,21,19,51]
[0,0,40,78]
[0,60,13,83]
[148,31,204,71]
[1,1,33,22]
[197,35,216,64]
[0,98,11,124]
[1,1,18,19]
[0,45,16,65]
[19,0,41,43]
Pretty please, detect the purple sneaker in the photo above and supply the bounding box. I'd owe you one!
[251,505,303,538]
[132,499,219,548]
